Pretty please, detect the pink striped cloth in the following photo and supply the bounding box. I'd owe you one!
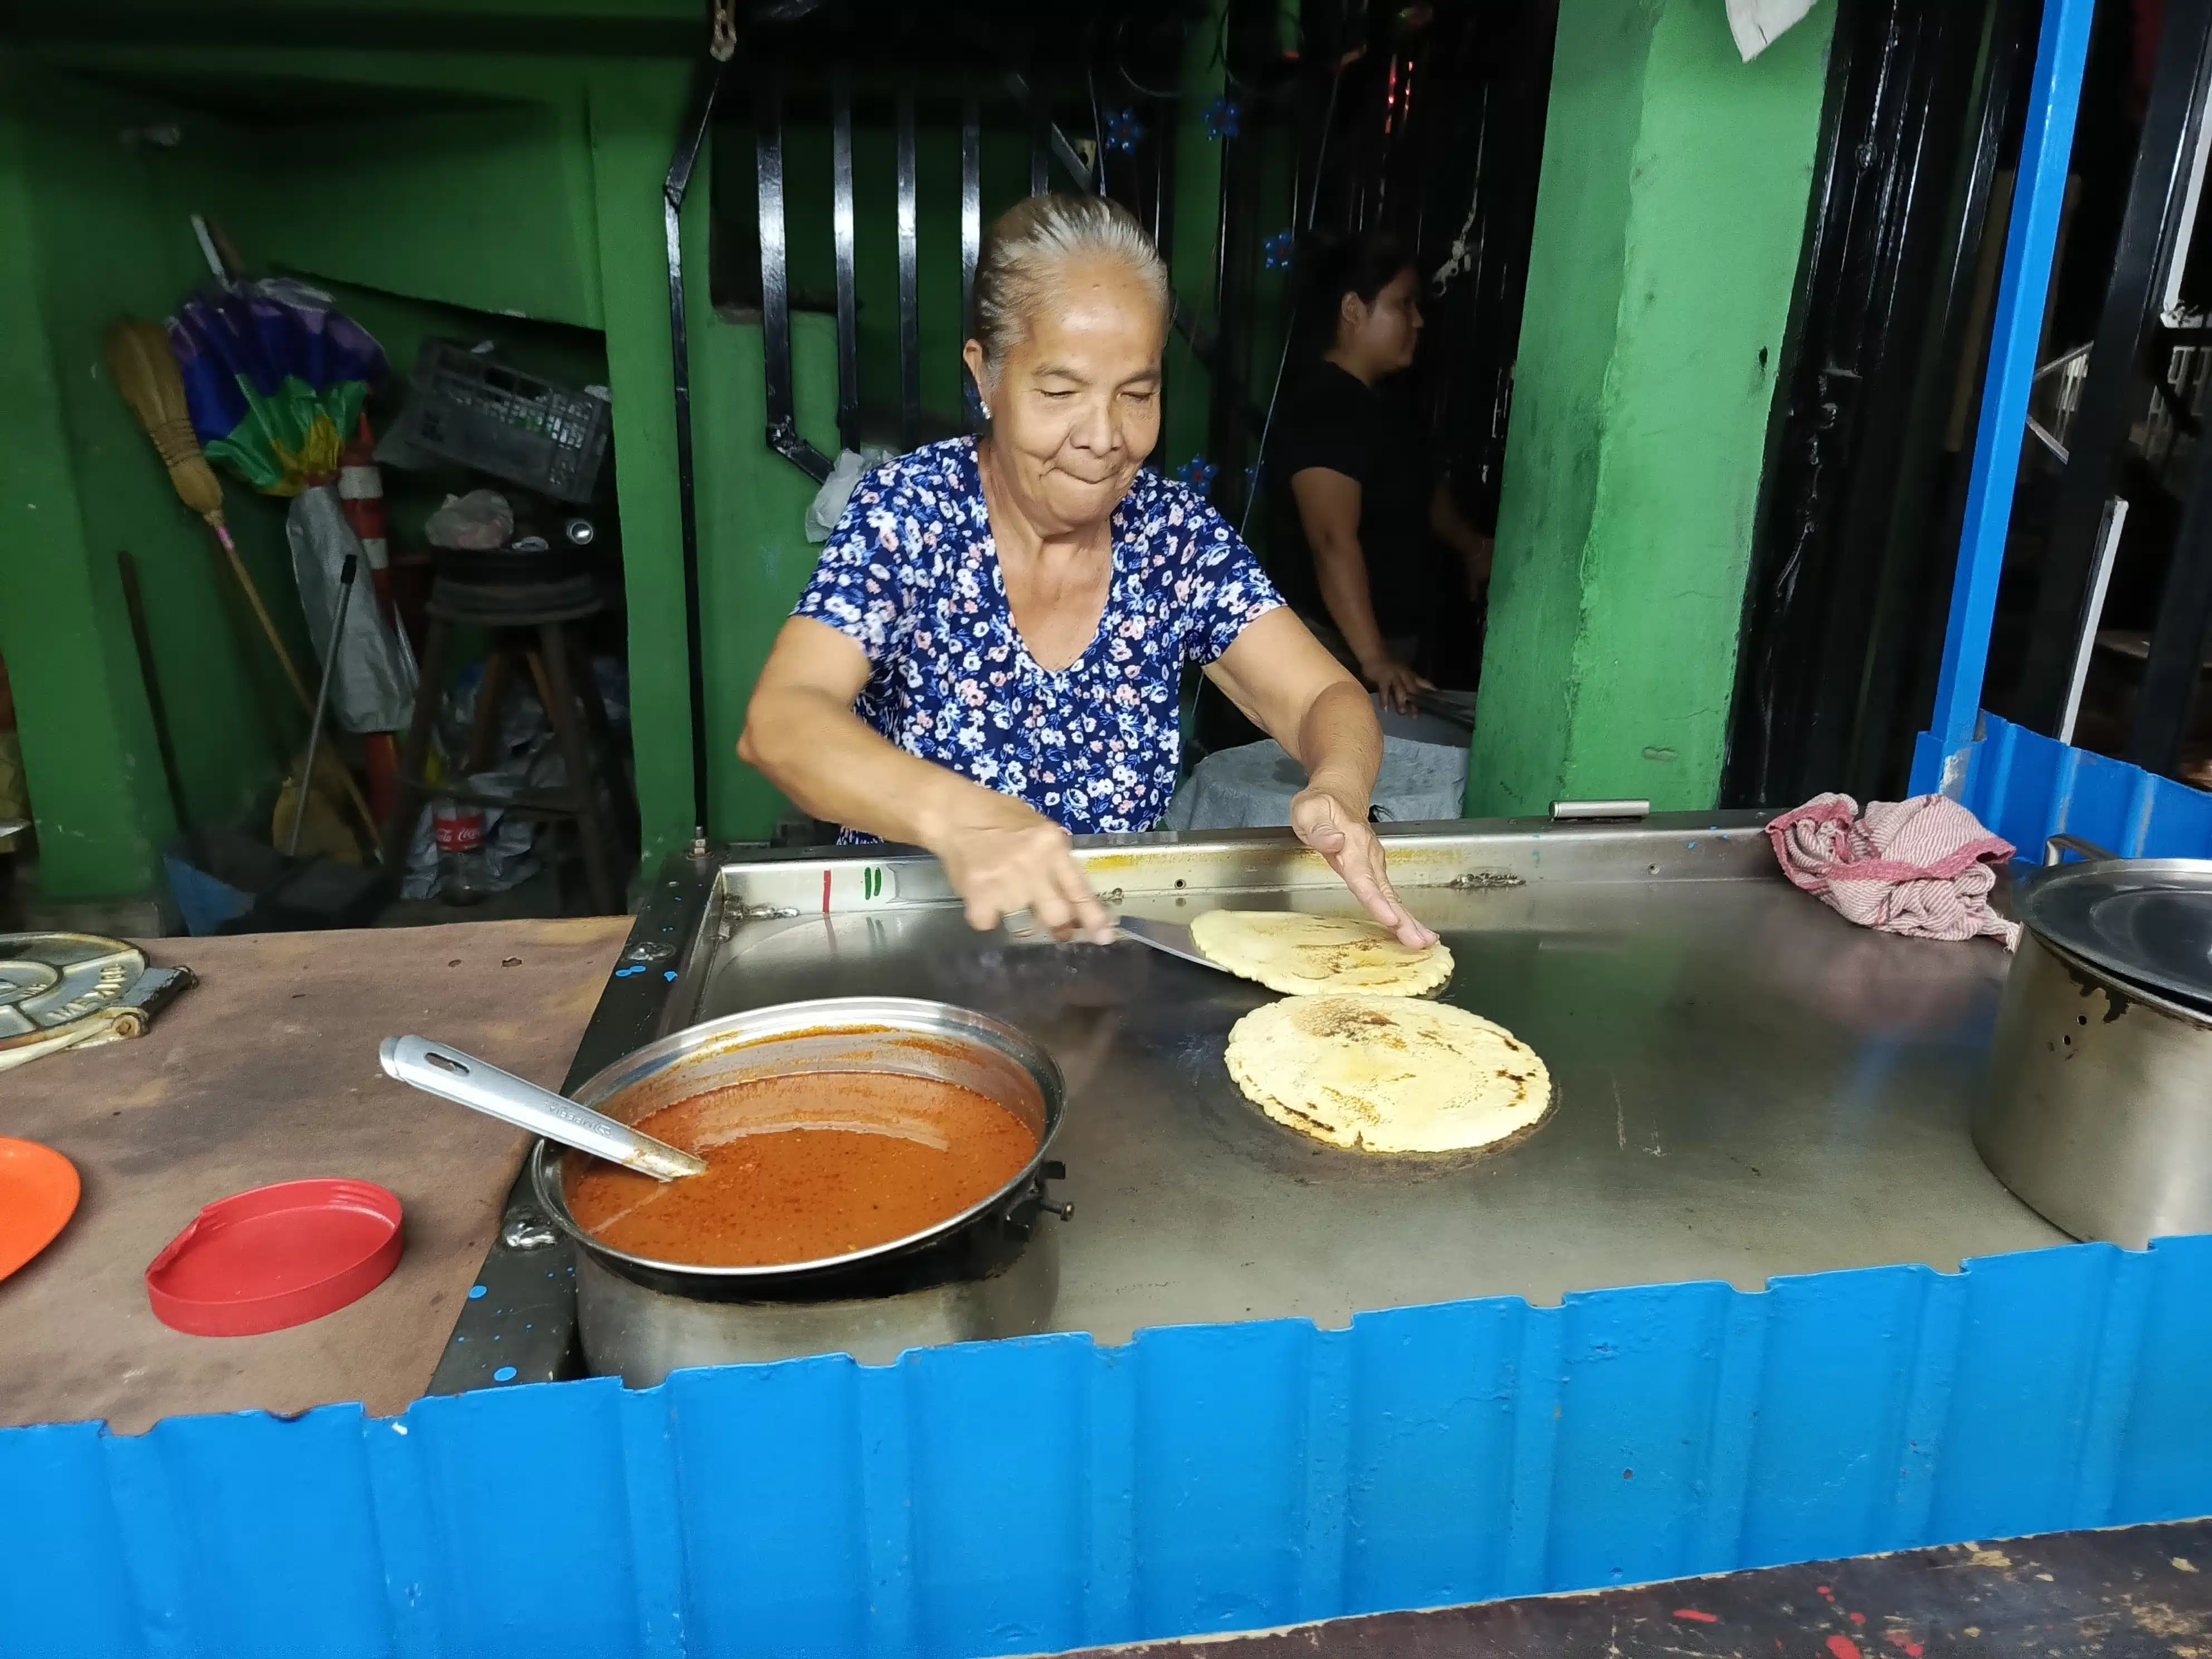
[1765,793,2020,949]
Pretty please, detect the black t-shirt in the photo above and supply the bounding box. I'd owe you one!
[1267,362,1435,639]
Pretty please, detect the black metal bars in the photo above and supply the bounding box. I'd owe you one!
[831,69,861,454]
[1723,0,2030,806]
[2016,0,2212,733]
[897,88,922,449]
[754,66,833,484]
[744,64,1114,480]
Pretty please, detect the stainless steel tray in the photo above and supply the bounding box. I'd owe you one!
[432,814,2060,1390]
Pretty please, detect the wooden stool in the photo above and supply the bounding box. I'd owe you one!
[382,578,632,915]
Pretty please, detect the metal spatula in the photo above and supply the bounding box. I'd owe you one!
[379,1036,708,1181]
[1002,908,1228,973]
[1113,915,1226,973]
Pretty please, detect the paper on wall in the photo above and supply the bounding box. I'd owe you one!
[1726,0,1818,62]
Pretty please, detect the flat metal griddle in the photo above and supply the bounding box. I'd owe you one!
[431,814,2061,1391]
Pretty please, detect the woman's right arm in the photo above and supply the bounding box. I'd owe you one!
[1291,468,1434,714]
[738,617,1114,942]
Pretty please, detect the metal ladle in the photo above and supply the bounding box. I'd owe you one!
[379,1036,709,1181]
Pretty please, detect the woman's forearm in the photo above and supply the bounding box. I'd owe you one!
[738,685,971,846]
[1429,481,1485,560]
[1289,678,1382,812]
[1312,538,1393,668]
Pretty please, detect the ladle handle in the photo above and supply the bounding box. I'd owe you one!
[379,1036,708,1181]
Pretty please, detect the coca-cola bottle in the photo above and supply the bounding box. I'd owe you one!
[431,798,489,904]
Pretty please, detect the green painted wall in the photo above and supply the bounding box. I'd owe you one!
[0,60,313,898]
[234,101,606,328]
[0,7,1239,894]
[1467,0,1833,816]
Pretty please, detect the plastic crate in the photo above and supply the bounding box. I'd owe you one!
[383,340,609,502]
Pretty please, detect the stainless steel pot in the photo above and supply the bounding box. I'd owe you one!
[1976,842,2212,1247]
[533,996,1070,1385]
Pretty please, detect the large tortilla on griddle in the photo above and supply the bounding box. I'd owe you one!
[1190,909,1453,997]
[1225,994,1550,1154]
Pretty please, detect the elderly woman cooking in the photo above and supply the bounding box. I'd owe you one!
[739,193,1436,950]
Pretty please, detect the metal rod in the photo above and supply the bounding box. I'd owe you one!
[292,553,358,857]
[961,93,983,432]
[2056,496,2128,746]
[1149,93,1175,472]
[1914,0,2097,795]
[1549,799,1651,822]
[1006,70,1093,192]
[117,549,196,862]
[663,56,727,842]
[1030,79,1051,196]
[832,69,861,454]
[961,95,981,329]
[897,86,921,450]
[2162,51,2212,326]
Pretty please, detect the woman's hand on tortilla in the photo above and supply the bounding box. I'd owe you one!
[1289,785,1439,949]
[927,784,1116,945]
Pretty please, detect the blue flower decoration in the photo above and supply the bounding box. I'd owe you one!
[1263,230,1296,271]
[1177,455,1220,494]
[1105,109,1146,154]
[1203,97,1241,142]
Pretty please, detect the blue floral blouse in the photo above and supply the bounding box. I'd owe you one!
[793,437,1284,836]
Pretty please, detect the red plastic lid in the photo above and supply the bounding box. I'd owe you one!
[145,1178,404,1337]
[0,1138,81,1282]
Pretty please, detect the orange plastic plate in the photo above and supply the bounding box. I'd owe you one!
[0,1138,81,1282]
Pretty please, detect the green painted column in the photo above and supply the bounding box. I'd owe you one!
[586,63,696,870]
[1467,0,1833,816]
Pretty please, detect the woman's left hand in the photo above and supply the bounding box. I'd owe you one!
[1289,784,1440,949]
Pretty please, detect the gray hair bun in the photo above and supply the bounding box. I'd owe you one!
[971,193,1171,373]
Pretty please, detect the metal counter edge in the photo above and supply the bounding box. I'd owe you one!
[426,850,722,1395]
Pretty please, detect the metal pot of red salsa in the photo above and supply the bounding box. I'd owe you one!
[532,997,1070,1383]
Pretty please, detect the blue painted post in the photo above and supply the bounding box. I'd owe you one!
[1912,0,2098,798]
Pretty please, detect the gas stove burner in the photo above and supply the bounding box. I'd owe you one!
[0,933,147,1047]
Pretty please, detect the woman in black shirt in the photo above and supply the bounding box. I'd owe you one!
[1269,233,1491,712]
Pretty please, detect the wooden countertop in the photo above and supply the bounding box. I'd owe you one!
[0,916,629,1434]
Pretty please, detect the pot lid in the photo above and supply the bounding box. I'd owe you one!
[2020,858,2212,1009]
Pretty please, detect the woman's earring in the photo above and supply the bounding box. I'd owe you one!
[979,401,992,420]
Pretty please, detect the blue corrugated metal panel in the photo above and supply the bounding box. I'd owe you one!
[1947,712,2212,860]
[6,1240,2212,1659]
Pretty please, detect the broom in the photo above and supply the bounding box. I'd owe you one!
[104,319,382,853]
